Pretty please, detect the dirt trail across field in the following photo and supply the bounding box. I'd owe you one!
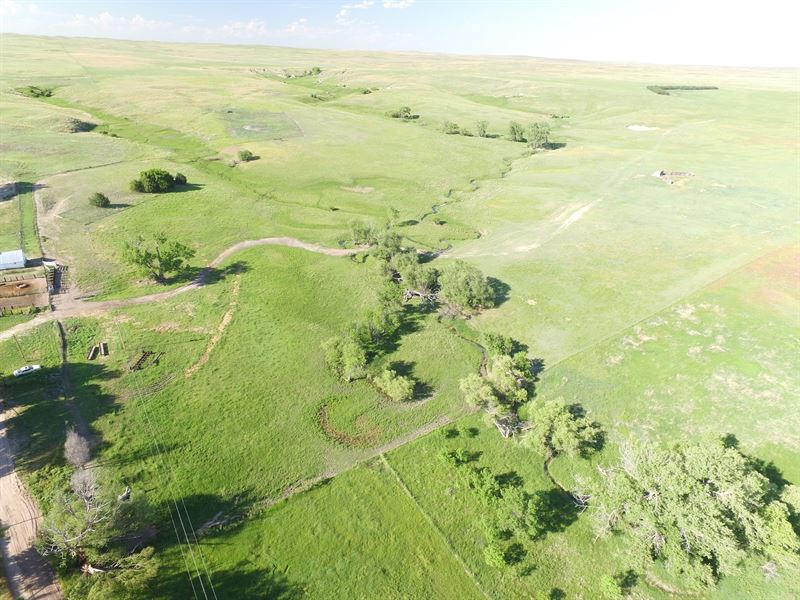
[0,407,63,600]
[0,236,360,595]
[0,237,362,344]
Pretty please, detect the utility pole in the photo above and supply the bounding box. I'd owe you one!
[12,334,27,362]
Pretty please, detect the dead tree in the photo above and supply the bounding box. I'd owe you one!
[64,428,91,467]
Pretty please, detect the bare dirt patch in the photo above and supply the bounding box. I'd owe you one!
[185,273,241,378]
[627,124,658,131]
[0,276,49,310]
[341,185,375,194]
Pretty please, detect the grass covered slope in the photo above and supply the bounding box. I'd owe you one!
[0,33,798,599]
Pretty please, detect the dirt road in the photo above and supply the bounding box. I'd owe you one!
[0,407,63,600]
[0,236,362,344]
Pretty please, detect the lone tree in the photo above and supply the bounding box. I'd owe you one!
[589,441,800,589]
[476,120,489,138]
[508,120,526,142]
[437,260,495,313]
[527,122,551,150]
[89,192,110,208]
[129,169,185,193]
[237,149,256,162]
[122,233,195,283]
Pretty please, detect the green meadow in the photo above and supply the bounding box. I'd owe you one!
[0,33,797,599]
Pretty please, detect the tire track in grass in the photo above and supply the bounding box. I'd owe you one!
[379,454,493,600]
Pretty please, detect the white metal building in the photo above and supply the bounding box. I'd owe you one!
[0,249,26,270]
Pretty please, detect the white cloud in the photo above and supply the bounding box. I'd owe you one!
[383,0,414,8]
[68,11,167,32]
[337,0,374,24]
[0,0,42,18]
[221,19,268,38]
[285,17,309,33]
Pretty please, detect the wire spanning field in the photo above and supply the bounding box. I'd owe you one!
[0,33,798,600]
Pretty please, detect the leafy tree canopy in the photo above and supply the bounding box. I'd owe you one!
[122,233,195,282]
[524,397,602,459]
[438,260,494,312]
[589,441,800,589]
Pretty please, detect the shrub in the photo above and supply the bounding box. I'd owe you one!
[130,169,184,193]
[372,368,414,402]
[89,192,110,208]
[237,149,255,162]
[476,120,489,137]
[61,118,95,133]
[508,121,526,142]
[442,121,460,135]
[16,85,53,98]
[139,169,175,193]
[388,106,418,120]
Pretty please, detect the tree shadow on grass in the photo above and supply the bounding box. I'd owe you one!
[171,183,205,193]
[2,362,120,473]
[166,260,250,287]
[156,558,306,600]
[150,492,307,599]
[533,488,580,539]
[487,277,511,307]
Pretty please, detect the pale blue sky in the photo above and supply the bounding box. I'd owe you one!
[1,0,798,67]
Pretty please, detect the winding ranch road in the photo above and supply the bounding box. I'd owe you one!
[0,407,63,600]
[0,236,358,598]
[0,237,360,344]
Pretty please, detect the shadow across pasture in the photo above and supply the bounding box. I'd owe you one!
[487,277,511,307]
[165,259,250,287]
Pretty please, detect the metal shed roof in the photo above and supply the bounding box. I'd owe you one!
[0,249,26,267]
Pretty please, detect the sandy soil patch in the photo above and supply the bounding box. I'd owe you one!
[185,274,241,378]
[341,185,374,194]
[627,124,658,131]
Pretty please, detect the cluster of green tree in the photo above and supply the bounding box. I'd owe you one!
[16,85,53,97]
[346,217,495,315]
[441,450,545,571]
[122,232,195,283]
[323,278,403,370]
[37,431,158,598]
[129,169,187,193]
[588,441,800,590]
[441,120,497,138]
[508,120,552,149]
[89,192,111,208]
[459,334,538,428]
[388,106,419,120]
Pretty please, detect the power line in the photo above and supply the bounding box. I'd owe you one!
[112,319,212,600]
